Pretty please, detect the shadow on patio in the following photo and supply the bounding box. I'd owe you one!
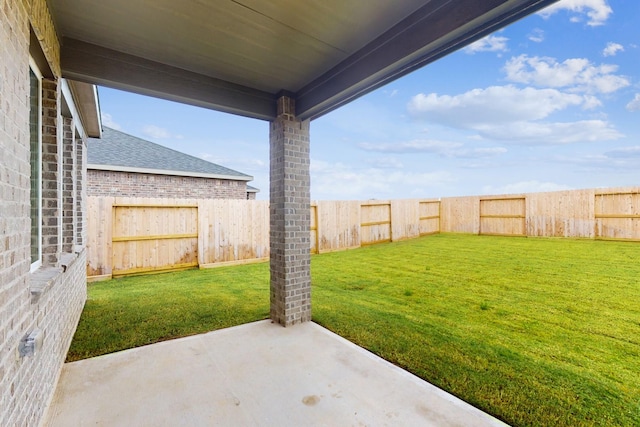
[44,320,506,426]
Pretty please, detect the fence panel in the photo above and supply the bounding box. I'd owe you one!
[391,199,421,241]
[595,190,640,241]
[419,200,440,235]
[199,199,269,266]
[311,204,318,253]
[361,202,392,245]
[527,189,595,238]
[87,196,115,278]
[315,200,361,253]
[440,196,480,234]
[111,202,198,277]
[480,197,525,236]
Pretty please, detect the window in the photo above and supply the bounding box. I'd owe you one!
[29,59,42,271]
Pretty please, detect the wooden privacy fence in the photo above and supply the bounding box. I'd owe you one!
[444,187,639,239]
[88,197,270,281]
[87,187,640,280]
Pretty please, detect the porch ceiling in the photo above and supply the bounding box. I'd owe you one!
[49,0,558,121]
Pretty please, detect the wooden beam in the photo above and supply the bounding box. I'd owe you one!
[361,220,391,227]
[61,38,277,121]
[112,203,198,208]
[295,0,560,120]
[480,197,526,201]
[112,262,198,278]
[112,233,198,243]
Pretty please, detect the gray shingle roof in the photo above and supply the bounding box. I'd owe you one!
[88,127,252,181]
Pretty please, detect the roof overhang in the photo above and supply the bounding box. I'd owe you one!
[49,0,559,122]
[87,164,253,182]
[64,80,102,138]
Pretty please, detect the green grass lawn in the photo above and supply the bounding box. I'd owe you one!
[69,234,640,427]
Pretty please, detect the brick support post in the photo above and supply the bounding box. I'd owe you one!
[269,96,311,326]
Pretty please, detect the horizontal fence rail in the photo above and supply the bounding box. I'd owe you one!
[87,187,640,280]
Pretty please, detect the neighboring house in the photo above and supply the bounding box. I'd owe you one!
[247,185,259,200]
[88,127,259,199]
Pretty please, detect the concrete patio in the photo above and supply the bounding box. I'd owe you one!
[44,320,507,426]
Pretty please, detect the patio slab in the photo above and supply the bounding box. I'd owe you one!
[44,320,507,426]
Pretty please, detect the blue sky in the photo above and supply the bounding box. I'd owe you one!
[99,0,639,201]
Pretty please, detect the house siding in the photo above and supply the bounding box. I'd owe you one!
[1,0,89,425]
[87,169,249,199]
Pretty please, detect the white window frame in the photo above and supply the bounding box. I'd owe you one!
[29,57,43,272]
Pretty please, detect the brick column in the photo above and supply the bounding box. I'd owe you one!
[269,95,311,326]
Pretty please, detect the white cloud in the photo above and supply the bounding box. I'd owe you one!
[604,146,640,158]
[365,157,404,169]
[454,147,508,158]
[359,140,462,154]
[626,94,640,112]
[538,0,613,26]
[482,180,573,195]
[464,35,509,54]
[407,85,622,145]
[528,28,545,43]
[101,113,121,130]
[602,42,624,57]
[310,160,455,199]
[408,85,585,126]
[554,150,640,171]
[478,120,622,144]
[142,125,183,140]
[503,55,629,94]
[581,95,602,110]
[359,139,507,158]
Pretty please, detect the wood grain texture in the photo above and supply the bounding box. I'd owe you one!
[87,188,640,278]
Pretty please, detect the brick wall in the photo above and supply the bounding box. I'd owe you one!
[0,0,33,421]
[3,254,86,426]
[1,1,89,425]
[87,169,250,199]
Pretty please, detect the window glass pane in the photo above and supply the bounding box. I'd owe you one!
[30,68,41,264]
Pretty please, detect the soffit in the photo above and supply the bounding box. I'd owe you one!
[47,0,558,120]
